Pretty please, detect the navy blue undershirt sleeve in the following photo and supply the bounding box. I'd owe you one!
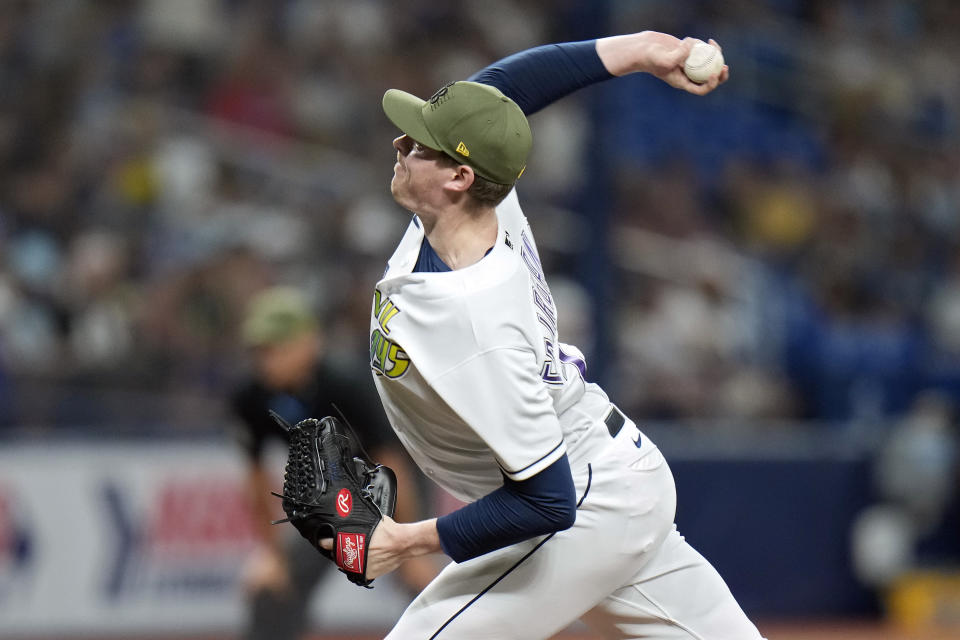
[436,453,577,563]
[468,40,613,115]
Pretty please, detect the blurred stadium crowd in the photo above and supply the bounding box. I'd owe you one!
[1,0,959,433]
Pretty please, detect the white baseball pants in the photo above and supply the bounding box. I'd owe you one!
[385,413,766,639]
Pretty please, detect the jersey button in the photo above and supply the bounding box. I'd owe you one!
[425,468,435,476]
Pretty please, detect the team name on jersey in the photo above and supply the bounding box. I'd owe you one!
[519,231,564,385]
[370,290,410,379]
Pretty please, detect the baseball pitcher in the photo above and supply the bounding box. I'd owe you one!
[291,30,767,639]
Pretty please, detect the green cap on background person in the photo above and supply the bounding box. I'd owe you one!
[382,81,532,185]
[242,286,317,347]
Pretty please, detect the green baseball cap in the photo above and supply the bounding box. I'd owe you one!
[382,81,532,185]
[242,287,317,347]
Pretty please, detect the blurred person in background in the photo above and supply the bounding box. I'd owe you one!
[230,286,435,640]
[851,392,959,622]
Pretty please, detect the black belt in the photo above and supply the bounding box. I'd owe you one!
[604,405,626,438]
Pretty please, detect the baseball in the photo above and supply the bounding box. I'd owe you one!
[684,40,724,84]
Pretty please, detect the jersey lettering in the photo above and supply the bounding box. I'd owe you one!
[520,231,565,386]
[373,290,400,334]
[370,290,410,379]
[558,345,587,379]
[370,328,410,378]
[532,287,558,336]
[541,338,564,384]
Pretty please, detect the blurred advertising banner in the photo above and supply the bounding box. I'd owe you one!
[0,440,412,635]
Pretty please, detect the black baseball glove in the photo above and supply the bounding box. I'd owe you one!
[271,412,397,587]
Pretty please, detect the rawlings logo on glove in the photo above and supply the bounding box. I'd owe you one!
[337,532,364,573]
[270,413,397,587]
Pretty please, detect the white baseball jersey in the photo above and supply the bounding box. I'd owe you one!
[369,189,594,503]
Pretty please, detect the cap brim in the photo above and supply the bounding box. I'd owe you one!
[382,89,442,150]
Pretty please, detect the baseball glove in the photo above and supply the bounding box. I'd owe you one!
[270,412,397,587]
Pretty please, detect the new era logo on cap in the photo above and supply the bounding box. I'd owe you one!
[456,141,470,157]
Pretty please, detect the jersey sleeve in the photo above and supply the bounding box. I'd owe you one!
[430,346,566,481]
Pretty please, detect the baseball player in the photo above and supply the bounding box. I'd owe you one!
[355,31,767,638]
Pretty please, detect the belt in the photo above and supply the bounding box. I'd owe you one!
[604,405,626,438]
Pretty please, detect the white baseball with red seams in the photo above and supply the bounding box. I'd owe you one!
[684,40,724,83]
